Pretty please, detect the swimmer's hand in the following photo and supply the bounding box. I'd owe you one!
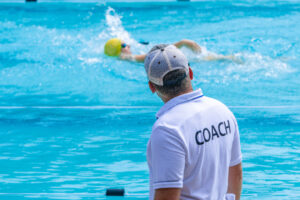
[174,39,202,53]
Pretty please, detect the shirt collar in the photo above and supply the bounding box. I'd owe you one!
[156,89,204,119]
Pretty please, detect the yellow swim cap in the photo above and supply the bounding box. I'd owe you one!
[104,38,122,56]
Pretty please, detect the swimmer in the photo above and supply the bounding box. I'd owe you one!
[104,38,241,63]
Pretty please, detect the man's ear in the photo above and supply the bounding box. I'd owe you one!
[189,67,193,80]
[148,81,156,93]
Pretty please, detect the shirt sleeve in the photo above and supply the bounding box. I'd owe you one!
[229,117,242,167]
[150,125,186,190]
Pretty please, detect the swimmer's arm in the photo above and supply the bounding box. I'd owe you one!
[173,39,201,53]
[134,54,146,62]
[204,54,243,64]
[203,54,233,61]
[120,53,146,62]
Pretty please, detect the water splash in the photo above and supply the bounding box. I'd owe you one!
[181,46,293,82]
[226,52,293,80]
[101,7,145,54]
[105,7,132,43]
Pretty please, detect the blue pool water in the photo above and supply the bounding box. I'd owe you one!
[0,1,299,199]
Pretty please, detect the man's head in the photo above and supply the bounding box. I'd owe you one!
[144,44,193,102]
[104,38,131,56]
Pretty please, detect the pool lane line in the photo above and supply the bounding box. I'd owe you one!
[0,106,159,109]
[0,105,299,109]
[229,105,300,109]
[0,192,148,197]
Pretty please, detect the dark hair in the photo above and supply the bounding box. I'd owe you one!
[149,44,169,53]
[152,69,190,97]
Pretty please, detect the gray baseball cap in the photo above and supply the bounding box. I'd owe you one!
[144,44,189,86]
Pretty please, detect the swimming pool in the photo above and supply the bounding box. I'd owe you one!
[0,1,299,199]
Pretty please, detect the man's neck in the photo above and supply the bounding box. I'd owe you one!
[161,88,194,103]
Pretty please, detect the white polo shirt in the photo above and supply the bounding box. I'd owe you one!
[147,89,242,200]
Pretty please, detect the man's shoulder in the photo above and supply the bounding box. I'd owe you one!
[205,96,237,118]
[154,96,229,123]
[151,122,183,146]
[171,95,230,116]
[152,119,177,133]
[202,95,228,106]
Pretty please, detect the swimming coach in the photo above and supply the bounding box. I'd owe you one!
[144,44,243,200]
